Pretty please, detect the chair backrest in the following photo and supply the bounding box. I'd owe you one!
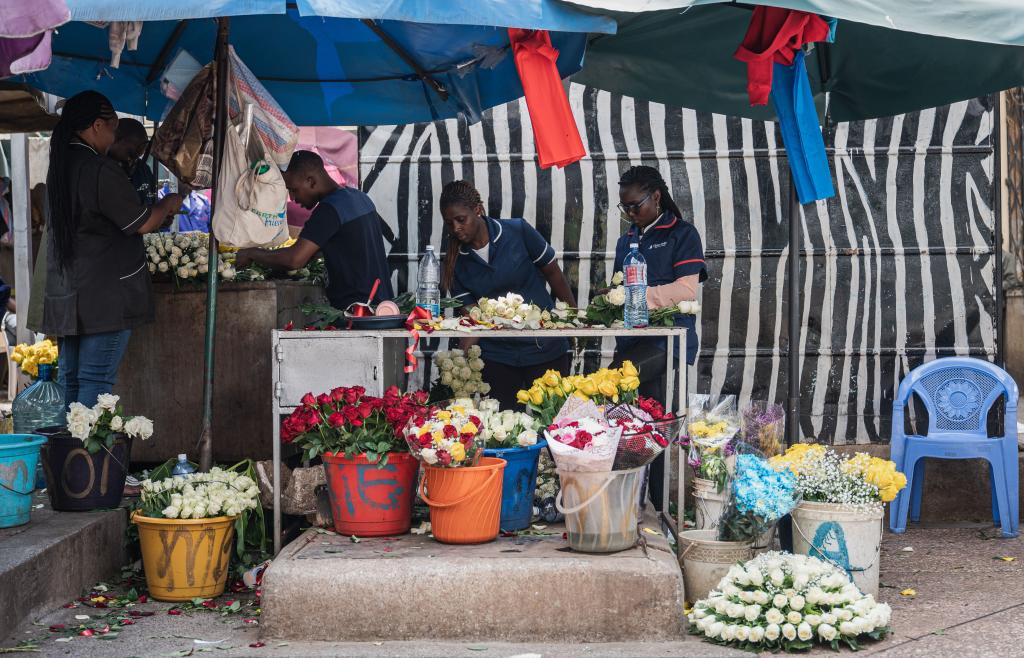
[895,357,1019,438]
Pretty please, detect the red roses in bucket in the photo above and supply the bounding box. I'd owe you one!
[281,385,431,465]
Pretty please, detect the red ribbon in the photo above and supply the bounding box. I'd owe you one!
[403,306,434,374]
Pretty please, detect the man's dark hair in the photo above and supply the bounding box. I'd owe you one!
[114,118,148,145]
[287,150,326,177]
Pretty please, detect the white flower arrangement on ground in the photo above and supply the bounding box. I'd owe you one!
[67,394,154,454]
[144,232,236,283]
[474,398,538,449]
[139,468,260,519]
[434,346,490,397]
[688,552,892,652]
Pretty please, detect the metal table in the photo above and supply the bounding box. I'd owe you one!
[270,327,689,553]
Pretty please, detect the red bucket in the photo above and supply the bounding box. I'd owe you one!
[322,451,418,537]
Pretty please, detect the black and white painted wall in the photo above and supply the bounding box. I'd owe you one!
[359,84,998,444]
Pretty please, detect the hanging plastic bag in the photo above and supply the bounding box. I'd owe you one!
[151,63,216,187]
[227,46,298,170]
[211,117,289,248]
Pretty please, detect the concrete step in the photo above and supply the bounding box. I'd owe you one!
[261,507,685,642]
[0,495,126,638]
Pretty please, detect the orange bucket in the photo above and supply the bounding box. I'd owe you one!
[419,457,505,544]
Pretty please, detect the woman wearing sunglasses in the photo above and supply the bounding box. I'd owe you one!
[611,165,707,510]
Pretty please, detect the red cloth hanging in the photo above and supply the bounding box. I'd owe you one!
[508,28,586,170]
[733,7,830,107]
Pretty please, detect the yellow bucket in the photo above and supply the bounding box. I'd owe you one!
[133,512,237,602]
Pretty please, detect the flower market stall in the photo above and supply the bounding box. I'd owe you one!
[269,326,689,553]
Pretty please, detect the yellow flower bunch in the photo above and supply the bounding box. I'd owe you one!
[841,453,908,503]
[515,362,640,427]
[11,339,58,377]
[689,419,729,439]
[768,443,827,476]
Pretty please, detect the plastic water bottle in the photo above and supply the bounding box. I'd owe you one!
[623,242,649,329]
[171,454,196,476]
[416,245,441,319]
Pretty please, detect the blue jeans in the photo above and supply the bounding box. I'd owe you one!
[58,330,132,408]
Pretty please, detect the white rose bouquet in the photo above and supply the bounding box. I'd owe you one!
[584,271,701,327]
[688,552,892,652]
[468,293,578,330]
[139,467,260,520]
[431,346,490,399]
[474,398,538,449]
[67,394,154,454]
[145,232,237,283]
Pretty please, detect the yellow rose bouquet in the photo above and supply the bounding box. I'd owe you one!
[515,361,641,428]
[770,444,908,510]
[11,339,58,378]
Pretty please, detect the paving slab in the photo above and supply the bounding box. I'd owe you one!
[0,493,127,639]
[261,509,685,643]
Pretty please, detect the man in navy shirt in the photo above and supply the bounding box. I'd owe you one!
[108,118,158,207]
[236,151,393,309]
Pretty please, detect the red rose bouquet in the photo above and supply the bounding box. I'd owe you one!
[281,385,430,466]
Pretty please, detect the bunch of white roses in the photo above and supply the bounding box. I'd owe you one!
[470,293,570,330]
[688,552,892,651]
[144,232,237,282]
[435,346,490,397]
[474,398,538,448]
[67,394,154,454]
[140,468,260,520]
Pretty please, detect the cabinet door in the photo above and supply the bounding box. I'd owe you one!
[276,335,381,407]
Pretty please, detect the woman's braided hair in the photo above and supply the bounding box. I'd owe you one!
[47,91,117,271]
[618,165,682,221]
[439,180,484,293]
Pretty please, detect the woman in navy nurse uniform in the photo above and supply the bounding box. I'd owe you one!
[612,166,707,511]
[440,181,577,408]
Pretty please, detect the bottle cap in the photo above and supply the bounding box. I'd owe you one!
[426,245,435,252]
[178,453,187,461]
[630,242,639,249]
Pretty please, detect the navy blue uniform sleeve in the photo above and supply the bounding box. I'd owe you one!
[613,236,627,274]
[97,160,152,235]
[672,223,708,282]
[298,203,340,248]
[518,219,556,267]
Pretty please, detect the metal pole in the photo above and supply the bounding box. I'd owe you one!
[10,134,32,347]
[994,93,1005,368]
[787,179,801,444]
[198,18,230,472]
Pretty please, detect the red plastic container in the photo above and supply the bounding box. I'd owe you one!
[322,451,418,537]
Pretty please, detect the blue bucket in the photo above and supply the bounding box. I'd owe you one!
[483,440,546,531]
[0,434,47,528]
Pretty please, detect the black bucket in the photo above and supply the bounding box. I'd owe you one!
[38,427,132,511]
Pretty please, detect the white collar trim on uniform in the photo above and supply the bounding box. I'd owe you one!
[459,216,502,255]
[71,141,98,155]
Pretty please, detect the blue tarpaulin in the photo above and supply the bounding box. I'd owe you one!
[26,1,614,125]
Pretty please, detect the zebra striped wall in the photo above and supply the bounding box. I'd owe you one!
[359,84,997,444]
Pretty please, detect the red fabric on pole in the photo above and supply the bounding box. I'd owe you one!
[508,28,586,170]
[733,7,830,107]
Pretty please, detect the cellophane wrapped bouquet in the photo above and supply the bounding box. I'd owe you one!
[688,395,741,492]
[544,396,621,472]
[606,397,682,469]
[742,401,785,457]
[716,451,800,544]
[404,401,485,468]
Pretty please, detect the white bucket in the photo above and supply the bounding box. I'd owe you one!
[679,529,753,603]
[790,501,884,597]
[555,466,644,553]
[692,477,726,530]
[693,477,774,552]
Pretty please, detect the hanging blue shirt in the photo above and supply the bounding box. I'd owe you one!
[613,212,706,365]
[449,216,568,367]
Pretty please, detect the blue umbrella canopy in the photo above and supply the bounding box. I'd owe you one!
[25,0,615,125]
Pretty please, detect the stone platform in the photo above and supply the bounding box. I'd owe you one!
[261,509,685,643]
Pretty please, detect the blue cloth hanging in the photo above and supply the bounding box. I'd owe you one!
[770,49,834,205]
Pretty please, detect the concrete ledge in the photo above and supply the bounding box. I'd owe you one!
[0,498,127,639]
[261,509,684,642]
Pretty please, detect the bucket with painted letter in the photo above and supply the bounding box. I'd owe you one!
[0,434,47,528]
[790,500,883,596]
[134,512,237,602]
[322,451,418,537]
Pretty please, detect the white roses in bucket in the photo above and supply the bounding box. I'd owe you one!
[688,552,892,652]
[67,394,154,454]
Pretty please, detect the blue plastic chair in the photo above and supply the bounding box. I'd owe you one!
[889,357,1019,537]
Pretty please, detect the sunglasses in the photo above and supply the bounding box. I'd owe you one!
[616,191,653,215]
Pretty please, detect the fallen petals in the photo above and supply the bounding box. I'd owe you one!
[900,588,917,597]
[168,609,183,616]
[249,641,266,648]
